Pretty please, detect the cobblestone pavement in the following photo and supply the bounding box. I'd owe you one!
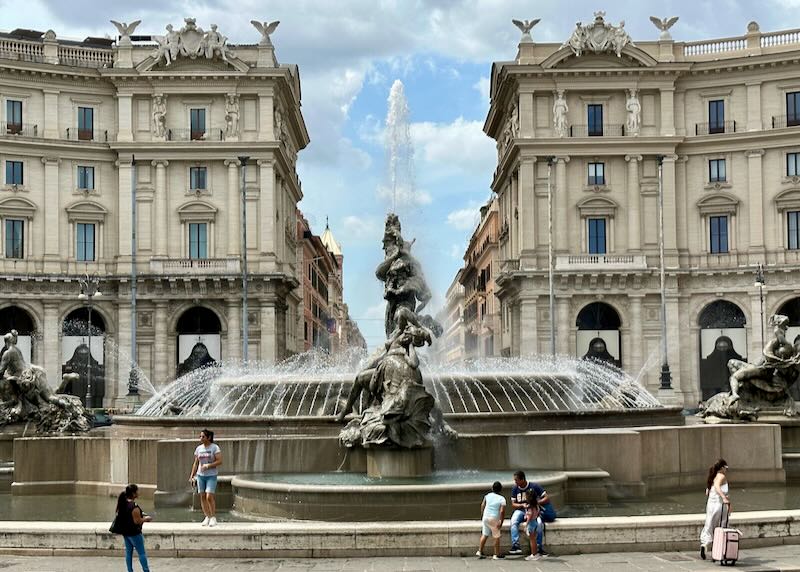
[1,545,799,572]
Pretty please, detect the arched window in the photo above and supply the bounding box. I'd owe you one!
[61,307,106,408]
[576,302,622,368]
[176,306,221,377]
[698,300,747,400]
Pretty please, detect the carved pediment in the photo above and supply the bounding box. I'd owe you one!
[177,200,217,222]
[577,195,618,217]
[65,200,108,222]
[774,188,800,211]
[542,45,657,69]
[136,54,249,74]
[697,193,739,215]
[0,196,37,218]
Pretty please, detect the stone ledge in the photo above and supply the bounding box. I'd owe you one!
[0,510,796,557]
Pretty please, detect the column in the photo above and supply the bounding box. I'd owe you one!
[746,149,765,254]
[676,156,689,252]
[629,295,644,375]
[555,156,569,252]
[258,159,276,269]
[226,300,242,361]
[225,159,241,256]
[117,303,132,401]
[660,88,675,136]
[42,89,59,139]
[118,156,133,261]
[661,155,678,257]
[260,302,277,363]
[257,91,275,142]
[519,296,538,356]
[152,160,169,256]
[153,302,169,386]
[41,157,60,262]
[518,157,537,257]
[117,94,133,142]
[43,302,60,391]
[556,296,570,355]
[746,82,763,132]
[625,155,642,251]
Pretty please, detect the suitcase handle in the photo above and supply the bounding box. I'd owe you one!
[720,499,730,529]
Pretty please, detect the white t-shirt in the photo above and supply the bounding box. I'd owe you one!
[195,443,221,476]
[482,492,506,520]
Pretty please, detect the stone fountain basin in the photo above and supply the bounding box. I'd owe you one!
[231,470,590,521]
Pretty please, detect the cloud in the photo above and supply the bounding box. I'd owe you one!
[449,243,465,259]
[447,204,481,230]
[412,117,496,180]
[342,215,381,240]
[473,76,491,105]
[376,184,432,207]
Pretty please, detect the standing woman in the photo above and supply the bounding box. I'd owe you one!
[189,428,223,526]
[699,459,731,559]
[116,484,152,572]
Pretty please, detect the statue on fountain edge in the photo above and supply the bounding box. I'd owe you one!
[0,330,92,433]
[699,314,799,421]
[337,214,457,448]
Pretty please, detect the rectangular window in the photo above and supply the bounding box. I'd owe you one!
[709,100,725,133]
[588,162,605,185]
[77,107,93,140]
[788,92,800,127]
[4,219,23,259]
[190,108,206,140]
[5,161,23,185]
[587,104,603,136]
[77,166,95,190]
[190,167,207,190]
[76,223,96,261]
[709,159,726,182]
[6,100,22,134]
[189,222,208,259]
[788,153,800,177]
[789,211,800,250]
[710,216,729,254]
[588,218,606,254]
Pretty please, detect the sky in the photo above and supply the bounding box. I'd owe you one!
[2,0,798,350]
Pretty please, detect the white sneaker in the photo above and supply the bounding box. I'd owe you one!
[208,516,218,527]
[201,516,210,526]
[525,554,542,561]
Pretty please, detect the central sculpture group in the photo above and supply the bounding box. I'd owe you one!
[337,214,455,449]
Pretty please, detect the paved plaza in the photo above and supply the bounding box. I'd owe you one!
[1,546,799,572]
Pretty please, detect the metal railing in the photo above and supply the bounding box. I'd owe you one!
[1,122,39,137]
[772,115,800,129]
[696,120,737,135]
[64,128,112,142]
[568,124,625,137]
[167,128,225,141]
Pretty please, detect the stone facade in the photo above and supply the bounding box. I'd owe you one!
[484,17,800,405]
[434,270,465,365]
[0,22,309,405]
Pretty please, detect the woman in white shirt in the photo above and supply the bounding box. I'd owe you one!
[700,458,731,559]
[477,481,506,560]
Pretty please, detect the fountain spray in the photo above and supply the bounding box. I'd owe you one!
[385,80,415,212]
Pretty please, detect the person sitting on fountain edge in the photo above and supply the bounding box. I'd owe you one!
[509,470,553,557]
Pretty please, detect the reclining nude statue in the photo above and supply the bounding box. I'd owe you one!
[337,215,456,448]
[700,314,798,420]
[0,330,92,433]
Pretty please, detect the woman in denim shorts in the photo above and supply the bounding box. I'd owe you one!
[189,429,222,526]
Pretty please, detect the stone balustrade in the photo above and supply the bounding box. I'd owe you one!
[0,37,44,63]
[57,45,113,68]
[683,36,747,56]
[556,254,648,271]
[148,257,241,275]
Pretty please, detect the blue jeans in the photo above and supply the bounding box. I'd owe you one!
[511,505,556,549]
[124,533,150,572]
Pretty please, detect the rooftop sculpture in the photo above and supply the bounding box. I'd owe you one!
[563,11,635,57]
[152,18,234,66]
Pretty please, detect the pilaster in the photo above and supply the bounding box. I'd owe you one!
[625,155,642,252]
[746,82,763,131]
[43,302,60,391]
[117,157,133,265]
[225,159,241,257]
[519,157,537,259]
[519,296,538,356]
[555,156,570,253]
[258,159,277,271]
[152,160,169,256]
[746,149,765,253]
[226,299,242,362]
[659,88,675,136]
[519,91,535,138]
[41,157,61,267]
[556,296,570,354]
[117,94,133,142]
[629,295,644,376]
[153,302,169,387]
[260,303,277,363]
[258,92,275,142]
[661,155,678,259]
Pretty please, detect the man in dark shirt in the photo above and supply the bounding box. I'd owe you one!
[508,470,555,557]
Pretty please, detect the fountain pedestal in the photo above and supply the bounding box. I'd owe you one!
[366,446,432,478]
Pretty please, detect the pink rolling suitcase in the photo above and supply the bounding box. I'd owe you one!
[711,504,739,566]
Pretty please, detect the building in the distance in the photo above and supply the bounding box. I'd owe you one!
[460,197,501,358]
[484,14,800,405]
[0,19,308,406]
[434,270,465,365]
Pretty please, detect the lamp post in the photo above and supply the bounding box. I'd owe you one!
[754,263,766,345]
[238,156,250,362]
[656,155,672,390]
[78,274,102,408]
[546,156,556,355]
[128,154,138,395]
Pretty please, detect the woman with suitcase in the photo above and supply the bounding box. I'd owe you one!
[700,459,731,560]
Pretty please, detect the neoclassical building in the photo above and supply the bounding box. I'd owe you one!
[0,20,308,406]
[485,15,800,405]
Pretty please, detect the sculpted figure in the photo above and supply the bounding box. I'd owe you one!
[110,20,141,44]
[152,94,167,138]
[165,24,181,63]
[512,18,540,42]
[611,21,633,57]
[251,20,280,46]
[625,89,641,135]
[698,391,760,422]
[649,16,679,41]
[552,90,569,138]
[565,22,586,56]
[225,94,239,138]
[204,24,229,61]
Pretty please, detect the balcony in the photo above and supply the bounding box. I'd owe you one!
[499,259,520,273]
[1,122,39,137]
[568,124,625,137]
[695,121,737,135]
[772,115,800,129]
[555,254,648,271]
[149,257,241,275]
[64,128,113,142]
[167,128,225,141]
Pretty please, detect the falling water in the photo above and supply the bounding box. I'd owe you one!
[385,79,415,211]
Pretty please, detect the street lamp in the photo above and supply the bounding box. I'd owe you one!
[78,274,102,408]
[754,263,766,345]
[656,155,673,390]
[546,156,556,355]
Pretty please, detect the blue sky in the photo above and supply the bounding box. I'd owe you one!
[2,0,798,349]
